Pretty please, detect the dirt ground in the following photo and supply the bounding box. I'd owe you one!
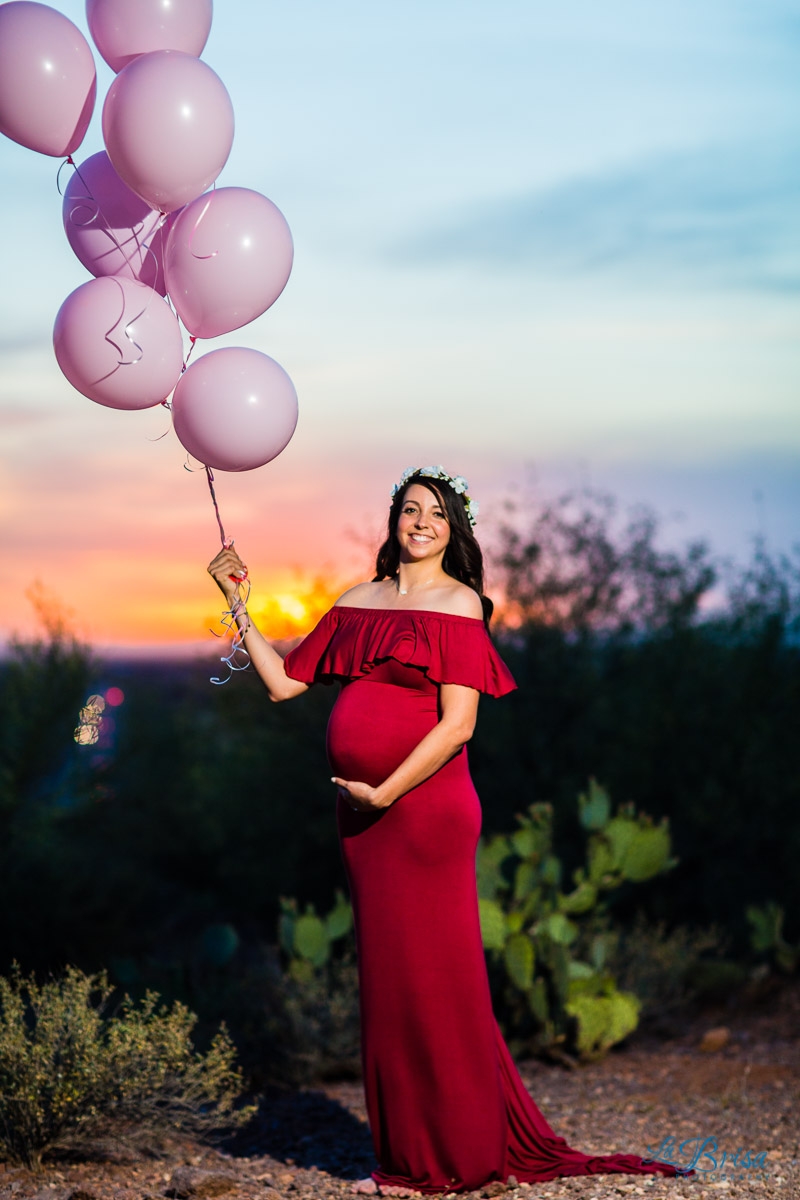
[1,982,797,1200]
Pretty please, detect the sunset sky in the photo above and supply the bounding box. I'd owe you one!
[1,0,798,654]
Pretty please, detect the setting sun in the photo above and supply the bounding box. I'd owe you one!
[247,577,343,642]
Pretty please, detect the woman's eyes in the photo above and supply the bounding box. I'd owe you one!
[402,506,446,519]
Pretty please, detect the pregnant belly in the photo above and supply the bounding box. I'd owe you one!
[326,678,439,786]
[332,675,482,877]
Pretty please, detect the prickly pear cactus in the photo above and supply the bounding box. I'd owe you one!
[325,890,354,940]
[477,780,676,1060]
[565,975,641,1059]
[278,891,354,979]
[591,802,675,884]
[294,911,330,967]
[478,898,507,951]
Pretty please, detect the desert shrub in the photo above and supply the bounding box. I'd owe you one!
[112,900,362,1090]
[0,965,251,1169]
[271,950,361,1085]
[601,912,727,1020]
[272,892,361,1084]
[147,935,362,1091]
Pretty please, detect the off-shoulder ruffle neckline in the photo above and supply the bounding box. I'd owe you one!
[283,603,516,697]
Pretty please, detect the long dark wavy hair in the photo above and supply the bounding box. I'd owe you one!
[373,472,494,625]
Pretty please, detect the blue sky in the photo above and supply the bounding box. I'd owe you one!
[0,0,797,646]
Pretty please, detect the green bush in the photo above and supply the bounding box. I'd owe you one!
[272,950,361,1085]
[746,901,798,974]
[602,912,727,1019]
[272,892,361,1084]
[0,965,251,1168]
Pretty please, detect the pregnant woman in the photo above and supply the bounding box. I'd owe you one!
[207,466,686,1197]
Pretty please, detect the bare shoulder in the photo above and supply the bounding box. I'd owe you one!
[333,581,390,608]
[444,583,484,620]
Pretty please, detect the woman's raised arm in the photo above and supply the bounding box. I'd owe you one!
[207,545,309,702]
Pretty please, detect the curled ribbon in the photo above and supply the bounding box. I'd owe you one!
[58,155,167,293]
[209,578,251,685]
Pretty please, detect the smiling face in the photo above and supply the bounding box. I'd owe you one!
[395,482,451,563]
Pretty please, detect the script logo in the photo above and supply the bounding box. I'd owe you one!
[644,1135,770,1182]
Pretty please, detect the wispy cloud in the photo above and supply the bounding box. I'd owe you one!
[397,142,800,293]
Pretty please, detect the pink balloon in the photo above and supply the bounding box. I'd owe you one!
[164,188,294,338]
[53,276,184,410]
[172,347,298,471]
[0,2,96,157]
[86,0,213,74]
[102,50,234,213]
[62,151,173,293]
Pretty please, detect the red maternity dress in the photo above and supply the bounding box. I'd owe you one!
[284,606,685,1194]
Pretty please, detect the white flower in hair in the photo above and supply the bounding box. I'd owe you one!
[392,466,418,497]
[389,465,478,528]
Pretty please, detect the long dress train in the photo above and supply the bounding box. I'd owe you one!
[284,607,686,1194]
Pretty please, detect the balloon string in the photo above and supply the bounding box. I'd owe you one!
[160,336,196,436]
[202,465,251,684]
[205,465,228,548]
[56,155,75,193]
[182,335,198,372]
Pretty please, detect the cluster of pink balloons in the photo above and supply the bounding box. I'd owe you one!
[0,0,298,472]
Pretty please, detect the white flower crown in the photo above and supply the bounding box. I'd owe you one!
[390,465,479,529]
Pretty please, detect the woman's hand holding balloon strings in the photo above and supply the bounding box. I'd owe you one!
[208,543,249,606]
[206,546,309,702]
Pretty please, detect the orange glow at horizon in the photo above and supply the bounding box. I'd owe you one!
[11,569,356,652]
[3,460,516,653]
[14,569,516,652]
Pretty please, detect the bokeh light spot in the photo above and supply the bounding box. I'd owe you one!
[74,694,105,745]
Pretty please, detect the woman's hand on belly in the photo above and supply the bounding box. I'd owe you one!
[331,686,478,813]
[332,777,394,812]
